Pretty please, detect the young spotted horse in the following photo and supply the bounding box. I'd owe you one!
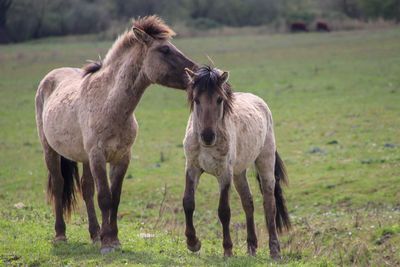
[182,66,290,259]
[35,16,196,254]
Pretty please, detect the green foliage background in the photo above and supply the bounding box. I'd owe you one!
[1,0,399,42]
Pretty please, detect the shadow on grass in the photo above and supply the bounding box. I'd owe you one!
[51,241,180,266]
[50,241,290,266]
[197,253,306,266]
[201,255,271,266]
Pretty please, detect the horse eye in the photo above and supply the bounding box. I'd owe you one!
[217,97,223,105]
[159,45,170,54]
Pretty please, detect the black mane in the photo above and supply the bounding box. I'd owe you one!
[192,65,221,96]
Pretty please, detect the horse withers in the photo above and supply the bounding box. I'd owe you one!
[35,16,196,254]
[182,66,291,259]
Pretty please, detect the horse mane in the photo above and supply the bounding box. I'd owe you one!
[82,60,102,77]
[133,15,176,40]
[188,65,234,116]
[82,15,175,77]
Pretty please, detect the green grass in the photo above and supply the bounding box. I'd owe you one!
[1,28,399,266]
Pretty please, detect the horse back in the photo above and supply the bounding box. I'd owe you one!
[232,92,272,134]
[230,92,274,173]
[37,67,83,102]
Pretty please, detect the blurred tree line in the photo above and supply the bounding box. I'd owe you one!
[0,0,399,43]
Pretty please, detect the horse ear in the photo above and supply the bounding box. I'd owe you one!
[219,71,229,84]
[132,27,153,44]
[184,68,195,84]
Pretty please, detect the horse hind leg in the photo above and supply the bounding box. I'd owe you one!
[81,163,100,243]
[45,148,66,242]
[43,140,79,242]
[255,150,281,260]
[233,170,257,256]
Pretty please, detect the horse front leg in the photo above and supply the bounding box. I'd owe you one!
[183,166,202,252]
[88,148,113,254]
[81,163,100,243]
[108,153,130,249]
[218,172,233,257]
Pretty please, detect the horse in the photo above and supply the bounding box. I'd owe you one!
[290,22,308,33]
[35,16,196,254]
[316,21,331,32]
[182,66,290,259]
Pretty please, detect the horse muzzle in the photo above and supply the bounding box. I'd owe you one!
[200,128,216,147]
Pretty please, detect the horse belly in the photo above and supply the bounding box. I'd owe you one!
[232,144,261,175]
[233,104,269,175]
[42,91,87,162]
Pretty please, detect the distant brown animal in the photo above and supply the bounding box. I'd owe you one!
[316,21,330,32]
[182,66,290,260]
[35,16,196,254]
[290,22,308,33]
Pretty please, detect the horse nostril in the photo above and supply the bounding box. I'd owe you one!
[201,129,215,145]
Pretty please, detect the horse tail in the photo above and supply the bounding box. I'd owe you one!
[256,151,291,233]
[274,151,291,232]
[47,156,80,218]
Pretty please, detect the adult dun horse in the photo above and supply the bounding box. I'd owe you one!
[35,16,196,253]
[182,66,290,259]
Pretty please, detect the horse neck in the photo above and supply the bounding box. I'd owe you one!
[104,46,151,122]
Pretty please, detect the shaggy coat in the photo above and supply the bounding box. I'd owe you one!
[185,92,273,177]
[35,16,196,253]
[182,66,290,259]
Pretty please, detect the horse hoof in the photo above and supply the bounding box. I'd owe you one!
[92,235,101,245]
[53,235,67,244]
[111,240,121,250]
[100,246,115,255]
[247,245,257,256]
[224,249,233,257]
[270,252,281,261]
[187,239,201,252]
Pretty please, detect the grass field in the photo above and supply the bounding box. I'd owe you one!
[0,28,400,266]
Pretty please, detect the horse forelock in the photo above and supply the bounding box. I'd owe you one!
[188,65,234,115]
